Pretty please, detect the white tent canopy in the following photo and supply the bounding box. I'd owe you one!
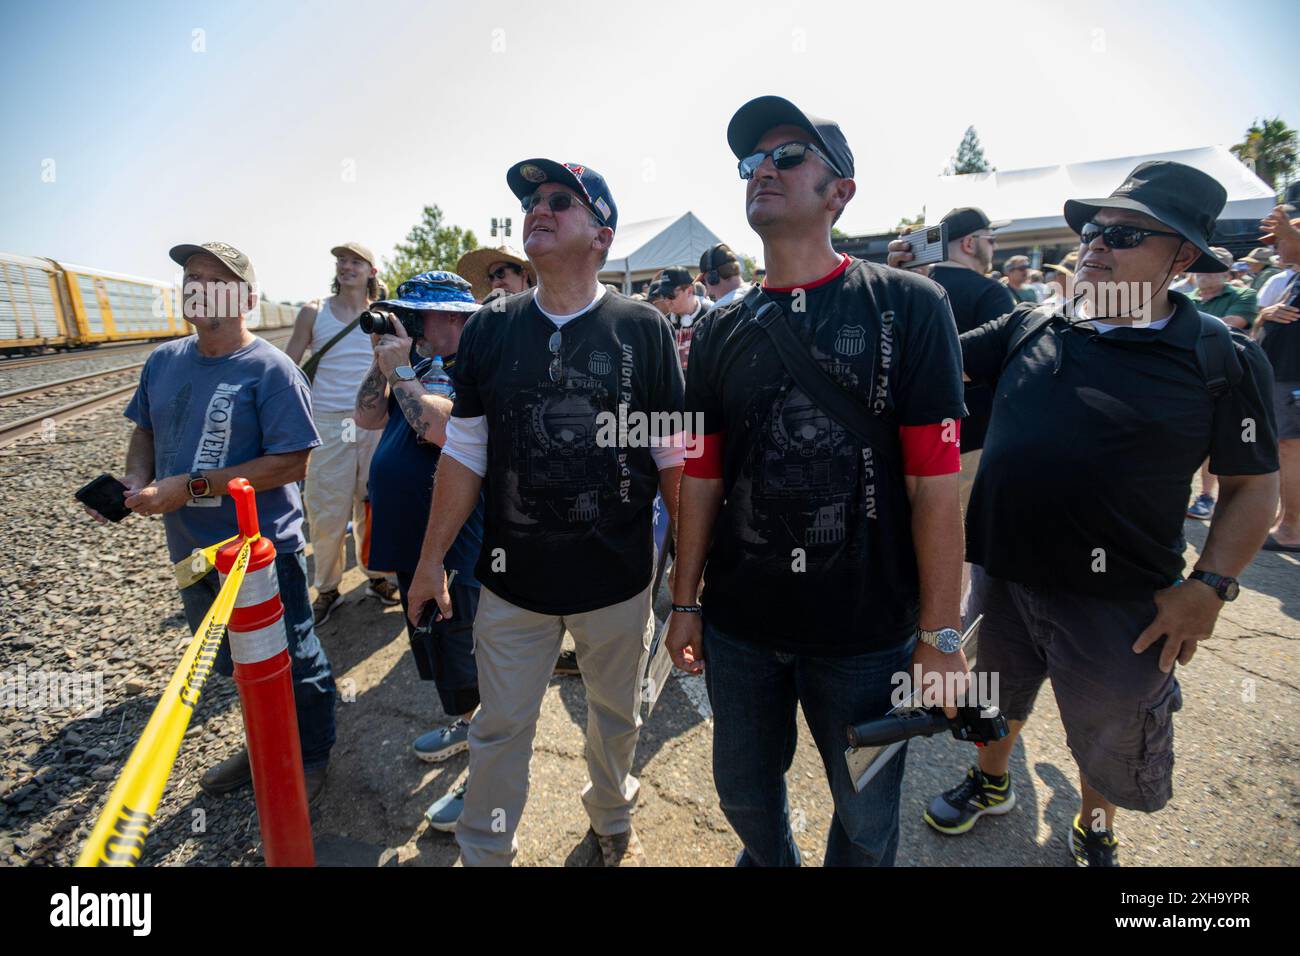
[600,211,725,292]
[920,146,1277,239]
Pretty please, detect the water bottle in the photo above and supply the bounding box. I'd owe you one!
[421,355,454,398]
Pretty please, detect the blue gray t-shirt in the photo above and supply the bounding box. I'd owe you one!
[124,336,321,564]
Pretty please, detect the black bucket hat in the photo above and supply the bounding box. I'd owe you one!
[1063,161,1229,273]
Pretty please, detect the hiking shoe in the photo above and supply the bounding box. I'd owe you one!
[924,765,1017,835]
[312,588,342,627]
[367,578,400,605]
[596,827,645,867]
[1186,493,1215,520]
[413,718,470,763]
[424,784,466,832]
[199,748,251,796]
[1071,813,1120,866]
[554,649,580,676]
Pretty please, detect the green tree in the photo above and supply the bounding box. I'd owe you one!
[381,205,479,292]
[738,253,758,281]
[944,126,994,175]
[1231,117,1298,193]
[895,210,925,230]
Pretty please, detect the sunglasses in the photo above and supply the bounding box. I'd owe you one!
[1079,222,1182,249]
[522,191,595,218]
[488,264,522,281]
[547,329,563,383]
[738,141,843,180]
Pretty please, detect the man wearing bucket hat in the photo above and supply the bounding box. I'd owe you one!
[97,241,338,803]
[894,160,1281,865]
[1244,246,1282,293]
[285,242,399,626]
[353,271,486,830]
[406,159,685,866]
[455,245,535,303]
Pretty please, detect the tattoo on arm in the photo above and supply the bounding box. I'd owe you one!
[393,383,431,438]
[357,364,386,412]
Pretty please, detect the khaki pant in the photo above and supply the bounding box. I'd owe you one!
[456,584,654,867]
[302,408,382,592]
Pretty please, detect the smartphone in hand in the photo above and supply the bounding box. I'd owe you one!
[74,473,132,522]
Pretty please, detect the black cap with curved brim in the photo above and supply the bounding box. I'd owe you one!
[726,95,855,179]
[940,207,1011,242]
[169,241,257,286]
[1063,160,1228,273]
[506,158,617,232]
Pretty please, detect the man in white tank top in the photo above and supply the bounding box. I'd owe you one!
[286,243,399,623]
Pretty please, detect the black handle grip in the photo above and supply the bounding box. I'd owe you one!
[846,709,948,748]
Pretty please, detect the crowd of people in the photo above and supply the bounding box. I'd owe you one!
[81,92,1299,867]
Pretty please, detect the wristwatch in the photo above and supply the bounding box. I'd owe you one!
[1188,570,1240,602]
[389,364,417,386]
[917,626,963,653]
[187,472,212,500]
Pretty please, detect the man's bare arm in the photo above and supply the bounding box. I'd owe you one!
[354,361,389,430]
[671,474,723,605]
[392,380,454,446]
[658,464,683,537]
[1198,472,1280,577]
[284,301,319,363]
[905,472,964,630]
[204,449,312,493]
[124,426,155,485]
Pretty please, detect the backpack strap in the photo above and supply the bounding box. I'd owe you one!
[1193,310,1244,399]
[1000,303,1058,374]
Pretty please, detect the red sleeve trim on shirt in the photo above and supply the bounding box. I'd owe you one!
[683,431,725,479]
[762,254,852,293]
[899,421,961,476]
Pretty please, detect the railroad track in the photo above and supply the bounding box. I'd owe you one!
[0,329,295,447]
[0,328,293,372]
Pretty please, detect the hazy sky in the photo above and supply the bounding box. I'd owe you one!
[2,0,1297,301]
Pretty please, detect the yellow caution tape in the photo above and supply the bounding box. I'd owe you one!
[172,533,242,589]
[77,539,253,867]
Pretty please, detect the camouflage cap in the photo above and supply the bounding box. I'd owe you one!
[169,241,257,286]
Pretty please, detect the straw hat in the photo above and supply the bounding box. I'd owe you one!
[455,245,534,302]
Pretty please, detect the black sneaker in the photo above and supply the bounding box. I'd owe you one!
[924,765,1017,835]
[1070,813,1120,866]
[554,649,580,676]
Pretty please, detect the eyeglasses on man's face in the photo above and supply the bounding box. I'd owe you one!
[738,141,843,180]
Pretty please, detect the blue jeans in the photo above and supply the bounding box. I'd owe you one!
[179,549,337,770]
[702,619,916,867]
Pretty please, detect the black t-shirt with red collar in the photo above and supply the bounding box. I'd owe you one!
[684,255,967,655]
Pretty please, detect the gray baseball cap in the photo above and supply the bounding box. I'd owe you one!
[169,241,257,286]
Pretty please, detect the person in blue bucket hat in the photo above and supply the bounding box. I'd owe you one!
[353,270,487,833]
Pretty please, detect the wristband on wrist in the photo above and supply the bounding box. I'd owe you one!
[671,603,702,614]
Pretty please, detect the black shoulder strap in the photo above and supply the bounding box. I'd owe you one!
[741,284,898,470]
[300,307,364,384]
[1000,304,1057,373]
[1193,310,1244,399]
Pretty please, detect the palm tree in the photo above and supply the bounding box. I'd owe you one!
[1231,117,1298,192]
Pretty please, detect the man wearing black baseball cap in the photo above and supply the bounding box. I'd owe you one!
[669,96,969,867]
[698,243,750,311]
[897,160,1281,865]
[406,157,684,866]
[657,266,708,370]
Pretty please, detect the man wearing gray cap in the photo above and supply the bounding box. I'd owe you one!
[88,241,337,802]
[286,242,399,625]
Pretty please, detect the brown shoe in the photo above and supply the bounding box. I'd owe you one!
[304,765,328,806]
[312,588,342,627]
[199,748,251,796]
[596,827,646,867]
[366,578,400,605]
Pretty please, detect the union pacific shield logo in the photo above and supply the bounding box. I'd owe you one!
[588,350,612,376]
[834,324,867,357]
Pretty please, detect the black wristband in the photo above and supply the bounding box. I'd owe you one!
[671,604,702,614]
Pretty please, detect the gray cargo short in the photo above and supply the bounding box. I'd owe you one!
[970,569,1182,812]
[1272,380,1300,441]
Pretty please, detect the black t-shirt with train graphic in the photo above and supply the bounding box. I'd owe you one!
[685,258,966,655]
[450,290,685,615]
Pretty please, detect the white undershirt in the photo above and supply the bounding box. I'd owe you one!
[442,282,682,476]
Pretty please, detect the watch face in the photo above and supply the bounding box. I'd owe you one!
[1223,579,1240,601]
[189,478,210,497]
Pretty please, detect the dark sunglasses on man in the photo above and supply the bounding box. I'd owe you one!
[522,190,596,219]
[1079,221,1183,249]
[488,264,523,281]
[738,141,845,180]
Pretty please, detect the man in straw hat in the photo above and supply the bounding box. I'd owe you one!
[455,245,535,303]
[892,160,1280,865]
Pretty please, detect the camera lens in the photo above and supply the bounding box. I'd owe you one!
[359,309,393,336]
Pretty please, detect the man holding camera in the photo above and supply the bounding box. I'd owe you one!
[406,159,685,866]
[892,161,1280,865]
[668,96,969,867]
[285,242,398,626]
[352,271,485,830]
[98,241,337,802]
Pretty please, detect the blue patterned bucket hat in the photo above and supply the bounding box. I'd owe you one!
[374,271,480,312]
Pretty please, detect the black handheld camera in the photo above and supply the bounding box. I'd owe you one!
[360,307,422,339]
